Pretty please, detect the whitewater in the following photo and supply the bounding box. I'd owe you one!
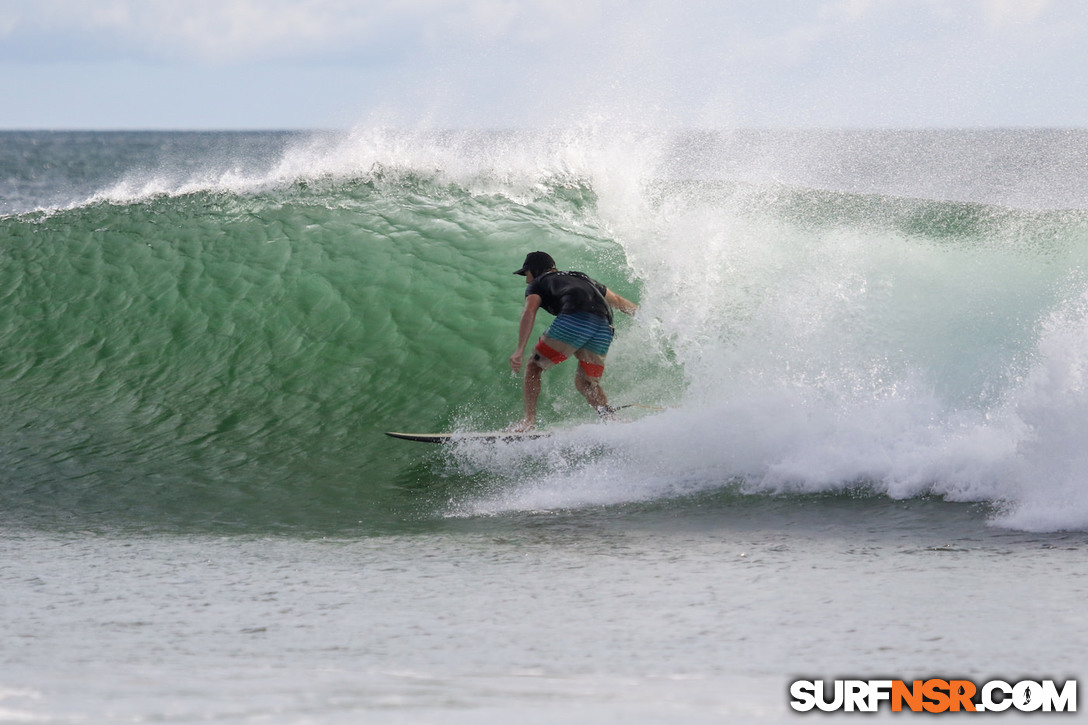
[1,128,1086,723]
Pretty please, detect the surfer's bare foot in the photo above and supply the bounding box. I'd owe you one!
[596,405,616,422]
[506,419,535,433]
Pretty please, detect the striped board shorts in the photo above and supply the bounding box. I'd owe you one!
[531,311,615,379]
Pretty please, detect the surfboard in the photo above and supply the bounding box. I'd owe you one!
[386,430,551,444]
[386,406,664,444]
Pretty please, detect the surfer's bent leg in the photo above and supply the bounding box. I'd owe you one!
[515,359,544,431]
[574,356,611,417]
[573,317,613,418]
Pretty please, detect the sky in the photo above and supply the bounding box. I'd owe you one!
[1,0,1087,130]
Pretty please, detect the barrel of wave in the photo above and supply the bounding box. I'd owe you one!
[0,175,654,528]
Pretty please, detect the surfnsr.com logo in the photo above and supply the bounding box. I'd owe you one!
[789,679,1077,713]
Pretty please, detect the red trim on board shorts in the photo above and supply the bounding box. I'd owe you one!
[535,339,568,365]
[578,360,605,379]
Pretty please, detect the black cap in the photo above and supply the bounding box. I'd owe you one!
[514,251,555,276]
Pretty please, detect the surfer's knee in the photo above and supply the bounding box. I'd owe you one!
[574,368,598,394]
[575,360,604,388]
[575,365,608,409]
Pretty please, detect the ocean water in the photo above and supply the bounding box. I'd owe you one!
[2,128,1086,722]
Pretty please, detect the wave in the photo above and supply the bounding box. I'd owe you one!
[0,146,640,531]
[2,128,1088,532]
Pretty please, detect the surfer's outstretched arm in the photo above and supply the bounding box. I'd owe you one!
[605,289,638,316]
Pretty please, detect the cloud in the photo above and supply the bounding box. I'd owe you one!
[0,0,619,64]
[1,0,392,63]
[982,0,1051,29]
[1,0,1087,128]
[2,1,1079,69]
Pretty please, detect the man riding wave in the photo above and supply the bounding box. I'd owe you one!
[509,251,638,431]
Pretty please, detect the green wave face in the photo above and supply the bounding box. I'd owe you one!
[0,172,651,531]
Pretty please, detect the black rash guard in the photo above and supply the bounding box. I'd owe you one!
[526,271,612,324]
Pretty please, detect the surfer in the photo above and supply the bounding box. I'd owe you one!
[509,251,638,431]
